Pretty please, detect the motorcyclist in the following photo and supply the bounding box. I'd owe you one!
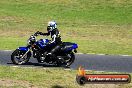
[35,21,62,58]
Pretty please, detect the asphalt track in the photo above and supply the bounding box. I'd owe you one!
[0,50,132,73]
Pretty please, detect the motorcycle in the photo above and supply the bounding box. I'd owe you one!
[11,32,78,67]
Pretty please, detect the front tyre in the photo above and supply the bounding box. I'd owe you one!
[11,49,30,65]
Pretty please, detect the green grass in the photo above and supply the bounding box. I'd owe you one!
[0,0,132,55]
[0,66,131,88]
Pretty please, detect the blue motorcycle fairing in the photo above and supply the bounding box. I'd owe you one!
[65,43,78,51]
[43,39,49,44]
[36,39,49,49]
[63,42,78,52]
[43,39,56,47]
[18,47,29,52]
[72,43,78,49]
[36,39,56,49]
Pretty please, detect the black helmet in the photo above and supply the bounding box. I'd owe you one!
[47,21,57,32]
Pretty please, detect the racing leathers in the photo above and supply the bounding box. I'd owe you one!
[36,28,62,56]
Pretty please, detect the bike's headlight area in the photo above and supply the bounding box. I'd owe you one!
[27,38,37,45]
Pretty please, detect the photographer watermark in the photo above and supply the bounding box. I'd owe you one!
[76,66,131,85]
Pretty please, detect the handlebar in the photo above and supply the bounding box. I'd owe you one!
[27,32,53,47]
[29,31,44,41]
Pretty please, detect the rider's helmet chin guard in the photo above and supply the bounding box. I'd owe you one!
[47,21,57,32]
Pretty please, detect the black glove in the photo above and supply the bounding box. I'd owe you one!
[34,31,40,36]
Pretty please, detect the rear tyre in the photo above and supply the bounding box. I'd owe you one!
[64,52,75,67]
[11,49,30,65]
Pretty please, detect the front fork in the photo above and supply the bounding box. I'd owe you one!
[19,48,31,59]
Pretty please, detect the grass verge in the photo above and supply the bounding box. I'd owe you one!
[0,66,131,88]
[0,0,132,55]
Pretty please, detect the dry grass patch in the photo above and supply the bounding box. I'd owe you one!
[0,78,37,88]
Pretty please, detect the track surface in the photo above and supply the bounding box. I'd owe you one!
[0,50,132,72]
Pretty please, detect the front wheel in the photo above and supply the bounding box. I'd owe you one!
[11,49,30,65]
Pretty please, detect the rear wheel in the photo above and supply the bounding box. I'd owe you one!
[56,52,75,67]
[65,52,75,67]
[11,49,30,65]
